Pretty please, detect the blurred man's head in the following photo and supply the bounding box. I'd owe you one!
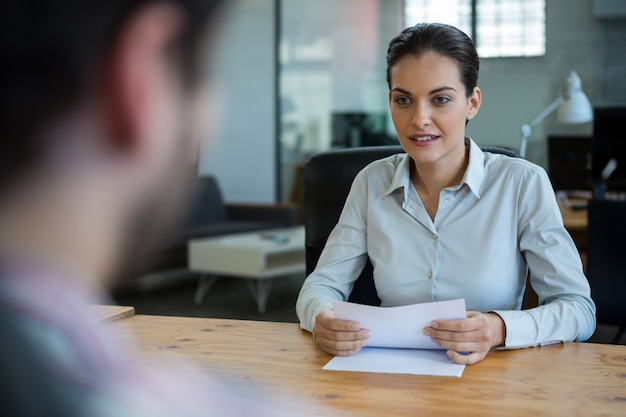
[0,0,223,284]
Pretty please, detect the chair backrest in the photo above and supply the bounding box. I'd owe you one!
[586,198,626,327]
[304,146,403,305]
[303,145,520,306]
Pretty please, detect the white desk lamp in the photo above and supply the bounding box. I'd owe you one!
[519,71,593,158]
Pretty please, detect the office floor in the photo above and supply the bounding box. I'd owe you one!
[113,272,625,345]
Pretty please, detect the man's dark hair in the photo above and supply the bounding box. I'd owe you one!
[386,23,480,97]
[0,0,223,193]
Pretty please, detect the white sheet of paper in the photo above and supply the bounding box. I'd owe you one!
[331,298,466,349]
[323,347,465,377]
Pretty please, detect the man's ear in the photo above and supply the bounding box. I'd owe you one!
[103,3,183,153]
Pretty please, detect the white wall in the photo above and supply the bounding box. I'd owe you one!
[467,0,600,167]
[199,0,276,203]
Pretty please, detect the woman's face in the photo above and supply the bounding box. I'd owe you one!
[388,52,481,169]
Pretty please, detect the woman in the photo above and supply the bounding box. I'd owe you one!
[296,23,596,365]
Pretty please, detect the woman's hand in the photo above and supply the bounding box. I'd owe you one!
[312,310,370,356]
[423,311,506,365]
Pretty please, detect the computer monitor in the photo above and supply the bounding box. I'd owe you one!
[591,107,626,191]
[548,135,592,191]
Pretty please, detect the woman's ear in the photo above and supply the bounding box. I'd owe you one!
[466,86,482,121]
[102,2,183,154]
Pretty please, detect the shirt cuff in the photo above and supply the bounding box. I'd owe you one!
[491,309,538,349]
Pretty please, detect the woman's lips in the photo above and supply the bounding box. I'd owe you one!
[408,135,440,145]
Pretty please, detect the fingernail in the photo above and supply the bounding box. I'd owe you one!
[360,339,369,347]
[422,329,431,336]
[362,331,371,338]
[351,323,360,330]
[431,321,439,329]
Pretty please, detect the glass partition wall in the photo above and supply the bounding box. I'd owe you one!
[278,0,403,207]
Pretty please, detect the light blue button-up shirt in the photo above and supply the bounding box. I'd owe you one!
[296,139,596,349]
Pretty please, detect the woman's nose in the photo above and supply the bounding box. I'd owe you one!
[412,104,430,128]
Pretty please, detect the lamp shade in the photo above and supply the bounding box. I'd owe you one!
[519,70,593,158]
[557,71,593,124]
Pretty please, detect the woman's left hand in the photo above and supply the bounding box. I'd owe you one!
[423,311,506,365]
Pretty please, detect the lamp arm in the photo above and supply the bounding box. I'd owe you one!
[528,95,564,128]
[519,95,564,158]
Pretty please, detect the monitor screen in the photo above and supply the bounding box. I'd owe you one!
[591,107,626,191]
[548,135,592,191]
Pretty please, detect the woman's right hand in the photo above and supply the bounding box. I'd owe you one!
[312,310,370,356]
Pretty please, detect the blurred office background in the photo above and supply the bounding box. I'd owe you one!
[200,0,625,206]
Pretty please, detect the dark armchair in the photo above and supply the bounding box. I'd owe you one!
[303,145,521,306]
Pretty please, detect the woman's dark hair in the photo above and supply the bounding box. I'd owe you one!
[386,23,479,97]
[0,0,223,193]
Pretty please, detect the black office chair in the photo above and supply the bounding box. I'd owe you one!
[586,199,626,343]
[303,145,521,306]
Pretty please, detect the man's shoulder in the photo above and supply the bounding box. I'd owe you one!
[0,310,75,417]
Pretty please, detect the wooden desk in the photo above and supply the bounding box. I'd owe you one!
[91,305,135,324]
[114,315,626,417]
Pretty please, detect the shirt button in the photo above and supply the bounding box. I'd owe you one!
[433,234,439,240]
[444,196,451,203]
[428,271,433,279]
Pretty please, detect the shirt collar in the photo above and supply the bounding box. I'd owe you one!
[384,154,412,199]
[463,137,485,198]
[383,137,485,199]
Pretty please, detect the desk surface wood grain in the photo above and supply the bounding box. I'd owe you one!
[114,315,626,417]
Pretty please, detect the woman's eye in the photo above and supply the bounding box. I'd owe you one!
[434,96,450,104]
[395,97,410,105]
